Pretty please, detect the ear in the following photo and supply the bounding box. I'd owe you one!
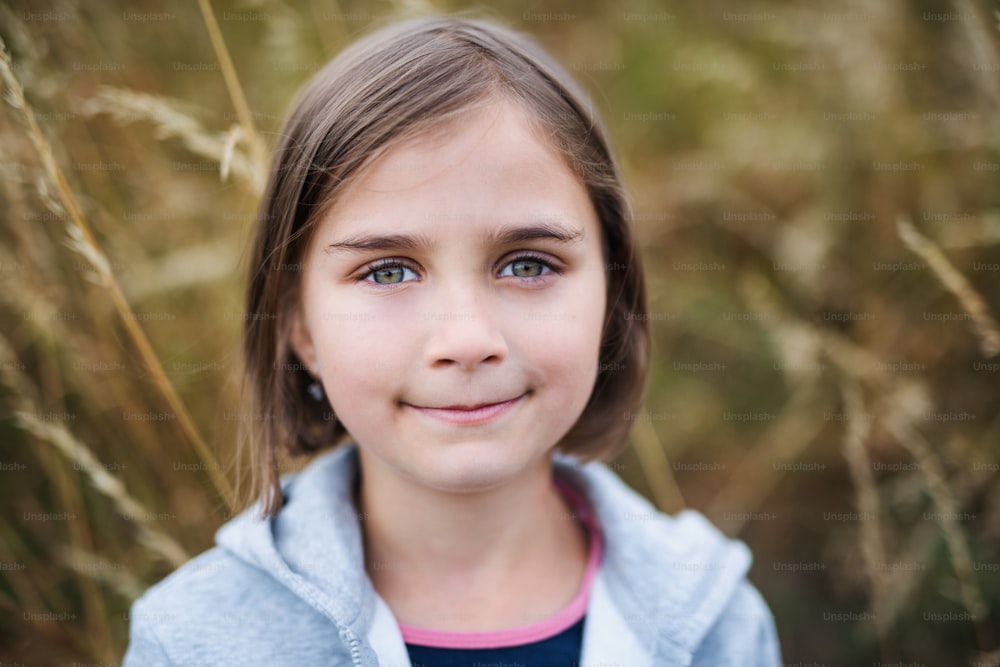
[287,305,318,374]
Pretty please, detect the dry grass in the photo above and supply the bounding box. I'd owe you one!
[837,377,891,654]
[194,0,267,192]
[0,1,997,664]
[78,86,261,193]
[897,215,1000,358]
[1,37,236,512]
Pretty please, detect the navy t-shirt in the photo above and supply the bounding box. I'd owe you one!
[406,615,586,666]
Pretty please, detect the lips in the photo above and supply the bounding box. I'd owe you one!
[405,393,525,426]
[431,400,513,410]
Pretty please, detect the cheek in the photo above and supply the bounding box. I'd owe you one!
[315,320,397,441]
[310,299,425,407]
[312,317,384,394]
[565,268,607,349]
[518,277,606,390]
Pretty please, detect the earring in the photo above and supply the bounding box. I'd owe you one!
[307,379,324,401]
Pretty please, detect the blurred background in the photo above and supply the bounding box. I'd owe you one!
[1,0,999,664]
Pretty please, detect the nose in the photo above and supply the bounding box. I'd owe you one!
[421,284,508,371]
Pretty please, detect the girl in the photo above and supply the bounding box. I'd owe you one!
[125,14,780,666]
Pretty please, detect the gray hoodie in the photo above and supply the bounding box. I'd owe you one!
[123,443,781,666]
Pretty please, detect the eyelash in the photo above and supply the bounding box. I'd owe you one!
[356,252,561,289]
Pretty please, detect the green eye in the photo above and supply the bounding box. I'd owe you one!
[511,260,543,278]
[373,266,405,284]
[500,256,553,279]
[363,263,418,286]
[362,257,553,286]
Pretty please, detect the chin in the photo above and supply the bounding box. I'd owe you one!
[412,443,531,493]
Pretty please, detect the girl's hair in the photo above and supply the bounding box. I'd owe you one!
[239,14,650,515]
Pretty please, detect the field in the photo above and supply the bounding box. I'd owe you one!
[1,0,999,664]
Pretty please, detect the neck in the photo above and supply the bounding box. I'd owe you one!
[355,447,588,625]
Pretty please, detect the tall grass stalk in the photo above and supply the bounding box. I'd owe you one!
[31,339,115,662]
[838,378,894,658]
[79,86,260,193]
[706,272,827,528]
[896,215,1000,358]
[0,335,135,658]
[195,0,267,192]
[14,412,190,569]
[883,415,994,652]
[0,38,236,512]
[0,516,61,622]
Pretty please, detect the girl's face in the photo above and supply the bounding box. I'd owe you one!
[290,100,607,493]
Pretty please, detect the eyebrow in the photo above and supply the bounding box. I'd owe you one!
[323,220,584,254]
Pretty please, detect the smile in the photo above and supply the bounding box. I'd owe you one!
[405,394,525,426]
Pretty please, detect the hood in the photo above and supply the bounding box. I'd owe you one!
[551,451,754,659]
[215,444,377,664]
[215,442,753,662]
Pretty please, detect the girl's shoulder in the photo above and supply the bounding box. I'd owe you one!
[123,544,350,666]
[554,456,779,661]
[124,447,368,665]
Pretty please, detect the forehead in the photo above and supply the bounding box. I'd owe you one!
[317,100,595,234]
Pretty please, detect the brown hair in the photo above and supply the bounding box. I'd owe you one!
[239,14,649,516]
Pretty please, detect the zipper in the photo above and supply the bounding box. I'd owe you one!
[341,625,363,666]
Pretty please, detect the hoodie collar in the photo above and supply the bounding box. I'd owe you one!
[217,443,752,661]
[550,450,752,659]
[215,445,375,653]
